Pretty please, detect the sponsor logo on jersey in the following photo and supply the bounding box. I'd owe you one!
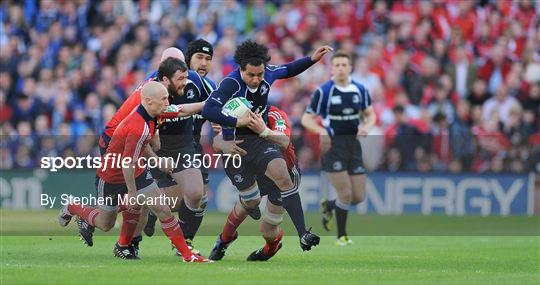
[331,96,342,104]
[343,108,354,115]
[275,119,286,132]
[264,147,277,154]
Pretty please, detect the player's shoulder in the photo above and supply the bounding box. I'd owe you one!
[221,70,243,89]
[188,70,200,80]
[117,112,140,133]
[268,106,289,121]
[350,79,368,93]
[187,70,203,85]
[144,70,158,81]
[124,108,144,123]
[265,64,287,73]
[319,80,335,93]
[203,76,217,89]
[135,74,157,92]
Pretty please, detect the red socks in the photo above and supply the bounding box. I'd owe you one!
[117,208,141,246]
[263,228,283,256]
[160,216,192,258]
[117,203,127,213]
[68,204,99,227]
[222,209,245,242]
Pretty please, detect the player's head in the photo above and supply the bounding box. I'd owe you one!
[331,50,352,82]
[187,39,213,77]
[141,81,169,117]
[234,40,270,89]
[157,57,188,97]
[160,47,185,63]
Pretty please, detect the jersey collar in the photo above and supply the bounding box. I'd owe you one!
[136,104,156,124]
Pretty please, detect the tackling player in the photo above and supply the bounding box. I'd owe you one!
[58,81,210,262]
[301,51,376,246]
[76,52,206,253]
[209,106,320,261]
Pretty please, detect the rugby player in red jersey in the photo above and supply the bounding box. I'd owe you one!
[70,52,207,252]
[58,81,211,263]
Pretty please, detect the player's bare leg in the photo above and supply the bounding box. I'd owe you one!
[326,171,353,245]
[247,200,284,261]
[350,174,366,205]
[264,158,294,191]
[59,203,117,247]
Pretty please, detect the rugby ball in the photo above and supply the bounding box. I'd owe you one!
[222,97,253,118]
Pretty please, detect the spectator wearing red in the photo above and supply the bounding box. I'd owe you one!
[478,44,513,94]
[327,1,361,44]
[431,113,452,170]
[450,1,476,43]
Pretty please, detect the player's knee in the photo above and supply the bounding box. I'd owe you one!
[338,191,352,204]
[351,193,365,204]
[272,172,293,191]
[151,204,172,220]
[242,197,261,209]
[184,190,203,208]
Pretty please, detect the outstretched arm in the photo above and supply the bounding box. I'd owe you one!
[273,46,333,79]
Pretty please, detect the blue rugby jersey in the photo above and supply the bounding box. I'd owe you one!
[306,78,372,136]
[202,56,315,138]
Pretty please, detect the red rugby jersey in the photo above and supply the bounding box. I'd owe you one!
[98,105,157,184]
[104,80,180,138]
[267,106,297,170]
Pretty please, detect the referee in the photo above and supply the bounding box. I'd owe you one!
[301,50,376,246]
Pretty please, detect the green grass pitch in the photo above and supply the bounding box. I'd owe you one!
[1,210,539,285]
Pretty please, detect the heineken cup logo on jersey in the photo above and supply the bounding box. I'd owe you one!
[222,97,253,118]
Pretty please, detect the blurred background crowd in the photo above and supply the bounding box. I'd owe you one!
[0,0,539,173]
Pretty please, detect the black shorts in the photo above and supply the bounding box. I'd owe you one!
[95,168,157,210]
[224,136,283,191]
[194,142,209,185]
[150,147,203,187]
[257,166,301,207]
[322,136,366,175]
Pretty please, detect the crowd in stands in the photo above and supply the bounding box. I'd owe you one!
[1,0,539,173]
